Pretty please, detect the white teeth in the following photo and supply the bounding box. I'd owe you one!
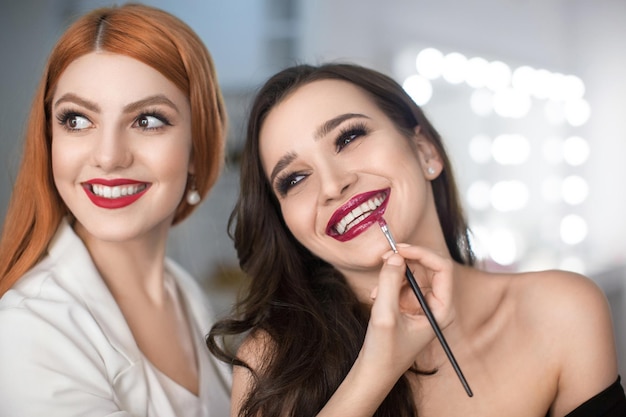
[91,184,146,199]
[334,192,387,235]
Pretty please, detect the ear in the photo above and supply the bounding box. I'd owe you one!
[412,126,443,180]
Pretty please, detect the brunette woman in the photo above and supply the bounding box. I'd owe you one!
[208,63,625,417]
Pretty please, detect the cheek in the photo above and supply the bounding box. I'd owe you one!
[147,138,192,179]
[279,197,315,245]
[51,137,80,184]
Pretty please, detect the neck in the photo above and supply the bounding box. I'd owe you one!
[74,222,171,306]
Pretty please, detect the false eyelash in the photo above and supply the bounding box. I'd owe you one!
[55,108,90,131]
[334,121,370,152]
[134,109,173,130]
[274,171,308,197]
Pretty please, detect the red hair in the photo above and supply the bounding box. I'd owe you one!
[0,4,226,295]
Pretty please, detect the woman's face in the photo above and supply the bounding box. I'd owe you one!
[51,52,192,244]
[259,79,444,282]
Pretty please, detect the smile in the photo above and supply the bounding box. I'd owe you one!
[326,188,389,242]
[90,183,147,199]
[82,179,151,209]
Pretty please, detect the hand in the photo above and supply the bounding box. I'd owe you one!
[361,245,455,378]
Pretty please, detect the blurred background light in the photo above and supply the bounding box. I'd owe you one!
[511,65,535,95]
[442,52,468,84]
[561,175,589,205]
[490,180,529,211]
[544,100,566,125]
[493,88,532,118]
[470,89,493,116]
[485,60,512,91]
[402,74,433,105]
[415,47,444,80]
[466,180,492,210]
[546,72,566,101]
[465,56,489,89]
[560,214,588,245]
[563,136,590,166]
[562,75,586,101]
[541,175,563,203]
[559,256,586,274]
[530,68,553,100]
[542,136,564,164]
[489,228,519,266]
[565,98,591,126]
[468,134,492,164]
[491,134,530,165]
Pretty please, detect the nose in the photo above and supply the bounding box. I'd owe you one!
[91,127,133,171]
[318,159,357,205]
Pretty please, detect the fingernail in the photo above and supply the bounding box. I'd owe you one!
[386,253,404,266]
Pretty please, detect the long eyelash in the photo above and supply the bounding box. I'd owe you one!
[335,121,369,150]
[274,172,298,197]
[55,108,87,131]
[138,109,173,129]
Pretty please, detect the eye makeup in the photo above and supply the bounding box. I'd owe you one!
[132,110,173,131]
[334,121,369,152]
[55,109,92,132]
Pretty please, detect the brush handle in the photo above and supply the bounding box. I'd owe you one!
[378,220,472,396]
[403,265,473,397]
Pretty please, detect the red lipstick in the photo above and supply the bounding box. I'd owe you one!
[326,188,389,242]
[82,178,150,209]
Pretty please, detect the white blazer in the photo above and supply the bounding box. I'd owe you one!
[0,220,231,417]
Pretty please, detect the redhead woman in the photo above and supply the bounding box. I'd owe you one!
[0,4,230,416]
[208,63,625,417]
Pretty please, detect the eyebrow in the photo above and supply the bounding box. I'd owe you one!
[123,94,179,114]
[54,93,100,112]
[269,151,297,186]
[269,113,371,185]
[313,113,370,140]
[53,93,179,114]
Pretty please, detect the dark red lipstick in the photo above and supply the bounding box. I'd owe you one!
[326,188,389,242]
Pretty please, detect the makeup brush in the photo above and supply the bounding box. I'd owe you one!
[377,217,473,397]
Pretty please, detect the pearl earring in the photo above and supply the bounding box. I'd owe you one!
[427,166,436,175]
[186,176,201,205]
[187,189,201,205]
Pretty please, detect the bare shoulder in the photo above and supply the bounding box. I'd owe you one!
[508,269,618,414]
[510,269,613,331]
[236,328,275,372]
[231,329,277,415]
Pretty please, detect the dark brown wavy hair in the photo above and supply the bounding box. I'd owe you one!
[0,3,226,295]
[207,63,474,416]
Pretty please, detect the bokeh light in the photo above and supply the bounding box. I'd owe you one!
[402,74,433,105]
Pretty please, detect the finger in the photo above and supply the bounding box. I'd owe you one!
[395,246,454,320]
[370,285,378,300]
[395,245,452,273]
[380,249,396,261]
[371,253,406,315]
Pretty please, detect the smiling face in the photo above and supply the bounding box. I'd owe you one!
[259,79,445,281]
[51,52,193,245]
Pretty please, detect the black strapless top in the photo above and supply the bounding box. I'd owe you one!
[558,376,626,417]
